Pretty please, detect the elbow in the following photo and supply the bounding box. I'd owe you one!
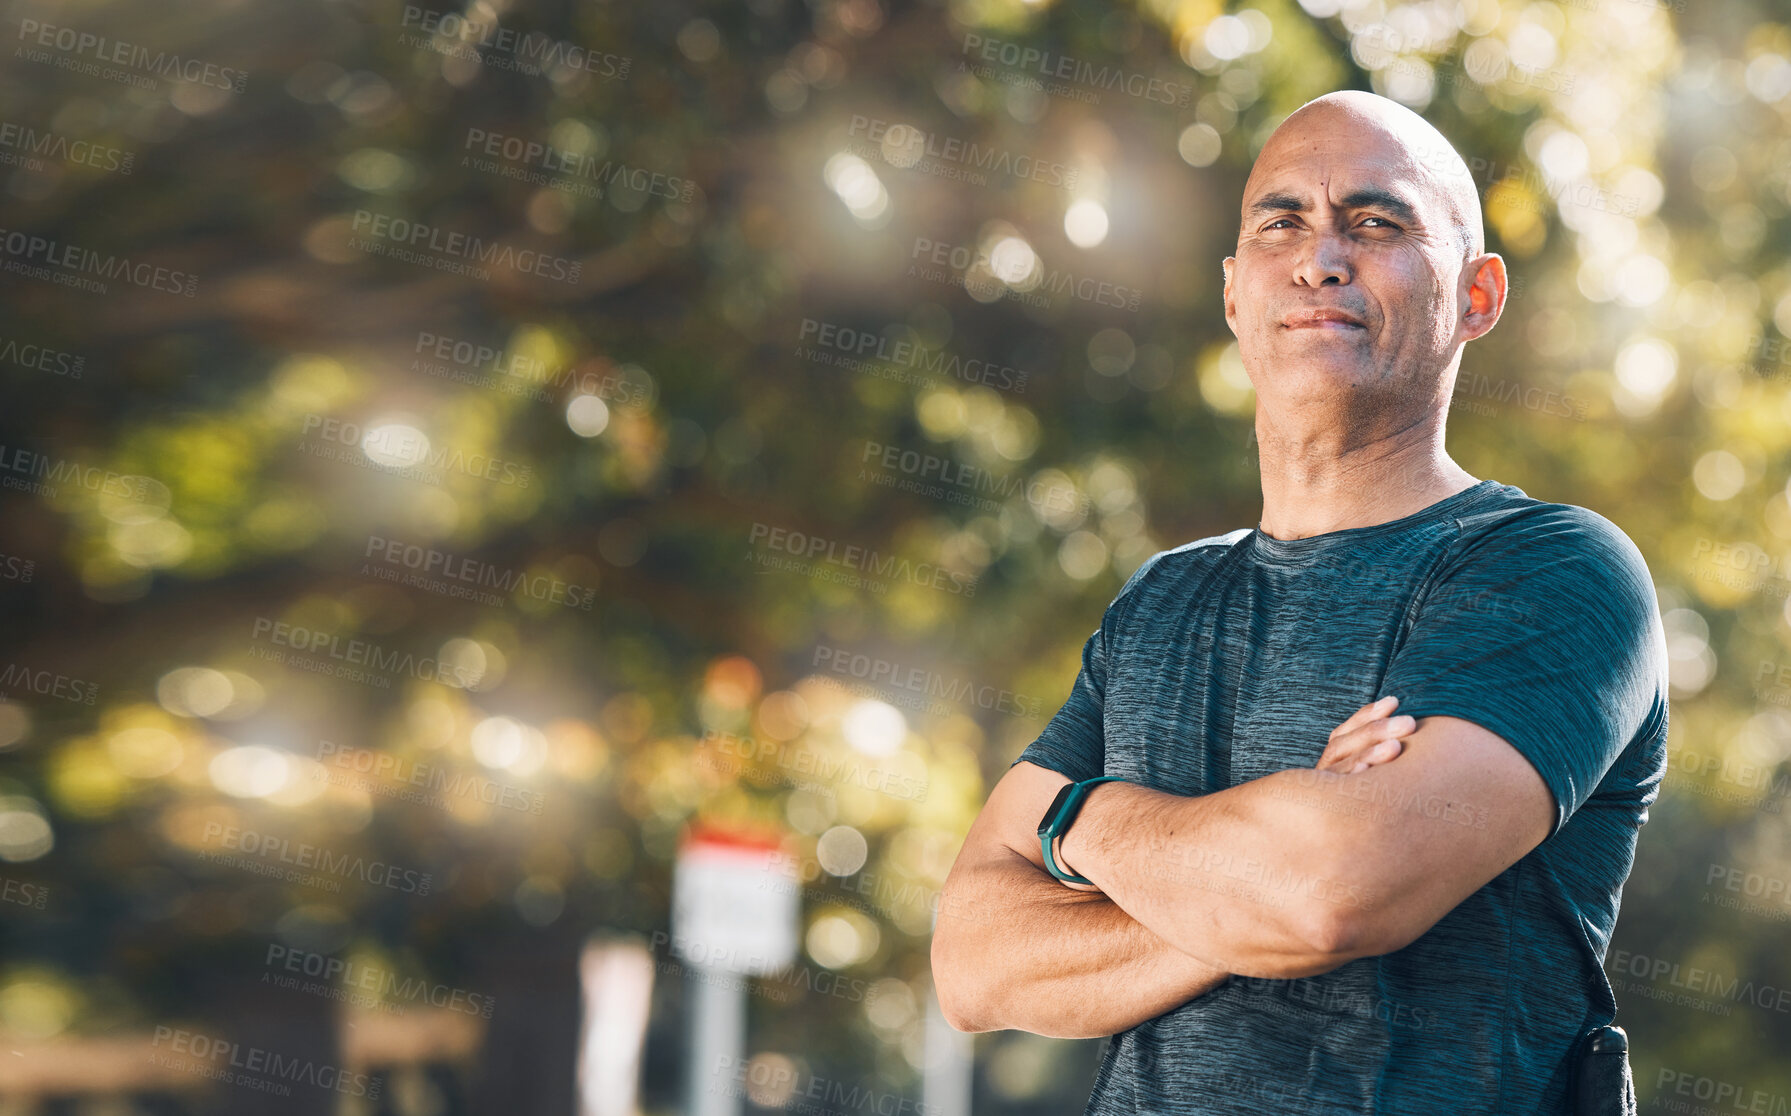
[1301,905,1370,963]
[1292,892,1403,971]
[1278,816,1407,970]
[929,928,995,1033]
[937,995,987,1034]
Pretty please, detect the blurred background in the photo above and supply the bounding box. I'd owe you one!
[2,0,1790,1111]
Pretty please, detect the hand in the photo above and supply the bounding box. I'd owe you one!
[1315,695,1417,775]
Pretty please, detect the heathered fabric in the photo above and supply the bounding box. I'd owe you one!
[1013,479,1669,1115]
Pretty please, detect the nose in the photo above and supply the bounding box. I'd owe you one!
[1293,226,1352,287]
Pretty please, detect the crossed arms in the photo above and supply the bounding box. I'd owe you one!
[929,700,1556,1037]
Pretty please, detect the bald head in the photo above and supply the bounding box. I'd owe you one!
[1244,91,1483,263]
[1220,87,1510,422]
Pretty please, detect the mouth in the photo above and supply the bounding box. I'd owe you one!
[1281,310,1366,331]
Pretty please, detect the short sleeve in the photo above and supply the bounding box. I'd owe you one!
[1379,505,1667,837]
[1010,551,1169,782]
[1011,622,1108,782]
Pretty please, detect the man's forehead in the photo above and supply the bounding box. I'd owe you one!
[1242,170,1427,213]
[1241,123,1449,219]
[1248,127,1426,188]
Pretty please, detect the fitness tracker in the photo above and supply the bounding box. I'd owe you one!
[1037,776,1125,885]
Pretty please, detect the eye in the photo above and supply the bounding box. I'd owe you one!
[1359,216,1398,228]
[1264,217,1298,230]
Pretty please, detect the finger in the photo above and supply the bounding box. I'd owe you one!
[1342,739,1406,775]
[1317,715,1415,769]
[1329,739,1404,772]
[1320,700,1399,767]
[1335,714,1415,754]
[1318,716,1411,766]
[1327,695,1400,743]
[1362,738,1405,766]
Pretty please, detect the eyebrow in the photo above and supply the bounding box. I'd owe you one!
[1245,187,1421,228]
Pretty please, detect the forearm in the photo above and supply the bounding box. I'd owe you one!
[931,844,1229,1037]
[1060,770,1375,978]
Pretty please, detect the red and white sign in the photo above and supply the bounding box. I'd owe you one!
[670,826,799,976]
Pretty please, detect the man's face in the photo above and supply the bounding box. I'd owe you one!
[1223,109,1475,410]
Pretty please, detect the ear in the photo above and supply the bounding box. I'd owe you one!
[1222,256,1239,337]
[1460,253,1506,343]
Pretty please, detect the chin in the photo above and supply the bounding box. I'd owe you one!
[1256,357,1374,395]
[1270,345,1367,371]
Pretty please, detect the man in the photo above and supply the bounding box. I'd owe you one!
[930,90,1668,1114]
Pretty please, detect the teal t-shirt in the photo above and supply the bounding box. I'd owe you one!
[1013,479,1668,1115]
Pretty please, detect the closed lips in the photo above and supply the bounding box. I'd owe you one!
[1283,309,1364,328]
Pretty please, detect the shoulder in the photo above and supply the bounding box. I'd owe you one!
[1109,527,1252,609]
[1452,489,1653,587]
[1442,489,1659,627]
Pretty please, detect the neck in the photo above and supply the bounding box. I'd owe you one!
[1252,404,1478,541]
